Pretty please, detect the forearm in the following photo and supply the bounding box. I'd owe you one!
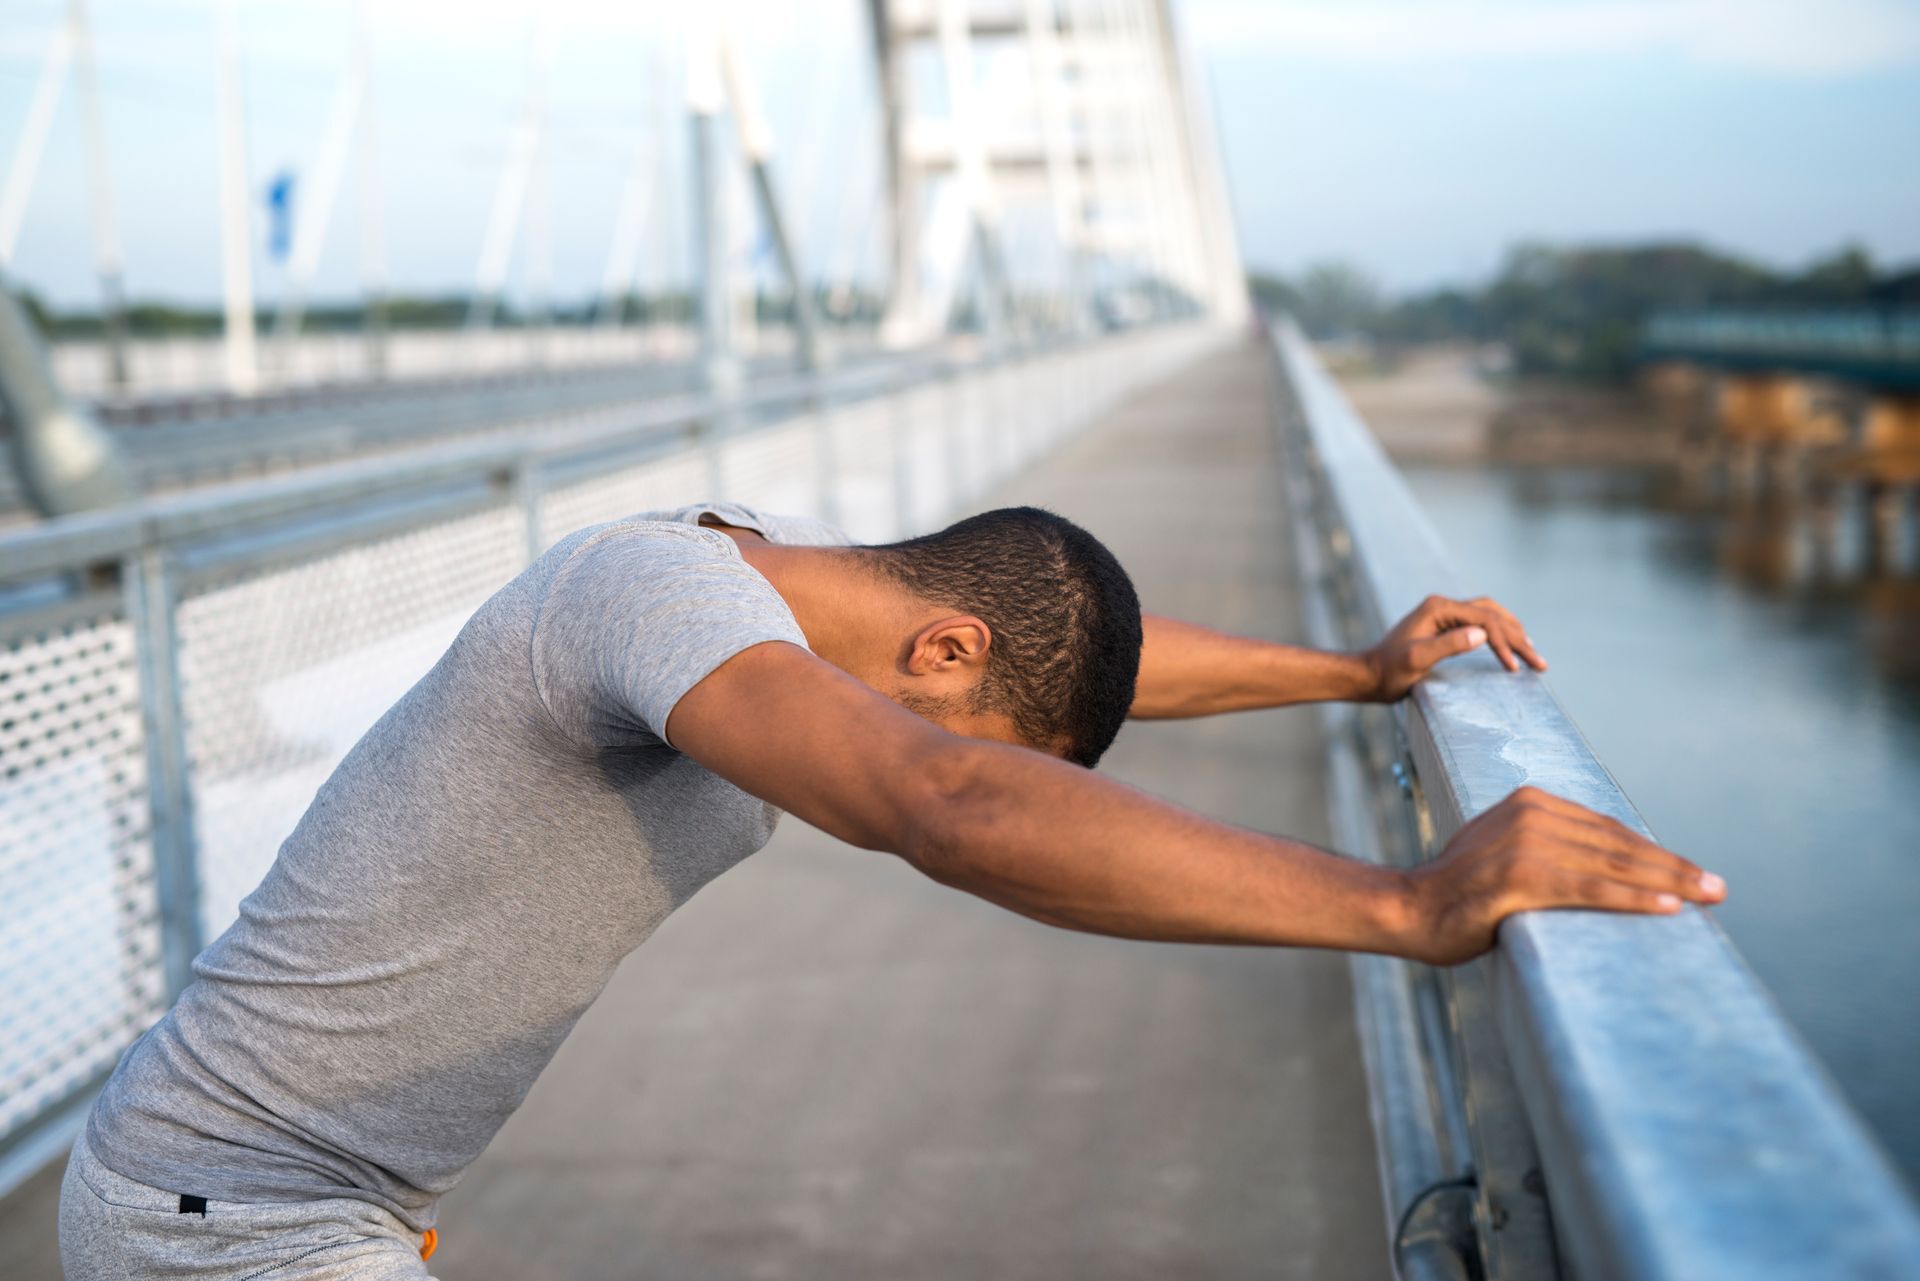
[671,644,1716,970]
[1131,613,1376,718]
[913,738,1415,954]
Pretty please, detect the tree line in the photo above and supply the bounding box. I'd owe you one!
[11,287,887,342]
[1250,242,1920,382]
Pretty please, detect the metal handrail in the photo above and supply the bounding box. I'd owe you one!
[1270,319,1920,1280]
[0,344,957,584]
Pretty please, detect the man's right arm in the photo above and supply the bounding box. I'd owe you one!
[666,641,1725,967]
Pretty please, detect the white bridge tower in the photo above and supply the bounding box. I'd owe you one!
[867,0,1244,346]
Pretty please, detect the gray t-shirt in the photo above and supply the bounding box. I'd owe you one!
[89,502,850,1228]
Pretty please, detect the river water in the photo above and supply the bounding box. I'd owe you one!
[1402,463,1920,1187]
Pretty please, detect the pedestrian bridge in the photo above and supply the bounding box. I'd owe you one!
[2,324,1917,1280]
[1643,308,1920,389]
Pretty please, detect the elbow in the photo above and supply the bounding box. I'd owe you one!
[893,738,1001,887]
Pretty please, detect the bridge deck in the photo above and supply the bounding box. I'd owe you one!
[0,339,1388,1280]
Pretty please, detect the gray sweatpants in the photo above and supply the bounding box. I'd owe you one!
[59,1138,440,1280]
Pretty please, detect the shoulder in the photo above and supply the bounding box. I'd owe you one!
[529,519,758,637]
[637,502,855,548]
[528,517,807,747]
[546,517,739,579]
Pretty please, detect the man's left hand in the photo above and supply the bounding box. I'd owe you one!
[1363,594,1547,702]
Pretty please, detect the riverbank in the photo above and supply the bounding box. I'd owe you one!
[1333,346,1684,468]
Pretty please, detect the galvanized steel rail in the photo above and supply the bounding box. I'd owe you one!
[0,347,916,518]
[1270,318,1920,1280]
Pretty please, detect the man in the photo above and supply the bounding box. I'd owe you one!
[60,501,1724,1279]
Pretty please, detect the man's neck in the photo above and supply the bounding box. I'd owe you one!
[712,529,910,685]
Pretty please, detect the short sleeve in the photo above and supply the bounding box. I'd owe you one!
[654,501,854,548]
[529,522,808,749]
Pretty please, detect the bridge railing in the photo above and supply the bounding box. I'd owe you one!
[0,321,1225,1197]
[1267,318,1920,1280]
[1,334,889,519]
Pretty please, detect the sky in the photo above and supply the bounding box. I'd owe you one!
[1191,0,1920,289]
[3,0,1918,309]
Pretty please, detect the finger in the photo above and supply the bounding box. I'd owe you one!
[1421,597,1499,634]
[1523,801,1726,901]
[1484,626,1520,672]
[1472,596,1524,629]
[1426,598,1488,630]
[1559,804,1692,870]
[1551,875,1687,917]
[1428,603,1517,671]
[1469,599,1548,671]
[1524,795,1674,859]
[1566,840,1724,902]
[1489,625,1537,672]
[1409,626,1486,671]
[1488,615,1547,671]
[1500,790,1722,888]
[1510,629,1548,671]
[1403,597,1452,638]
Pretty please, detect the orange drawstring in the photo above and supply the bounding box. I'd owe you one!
[420,1227,438,1261]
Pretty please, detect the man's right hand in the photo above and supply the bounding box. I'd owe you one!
[1402,786,1727,967]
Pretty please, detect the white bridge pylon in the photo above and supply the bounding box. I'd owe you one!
[868,0,1245,347]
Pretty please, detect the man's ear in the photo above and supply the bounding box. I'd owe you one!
[905,615,993,676]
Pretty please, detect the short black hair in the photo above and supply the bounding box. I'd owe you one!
[866,507,1141,767]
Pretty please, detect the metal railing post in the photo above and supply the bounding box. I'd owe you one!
[948,362,967,507]
[942,363,968,516]
[124,548,203,998]
[890,377,915,538]
[810,380,842,530]
[700,413,726,501]
[1444,958,1562,1276]
[510,460,545,563]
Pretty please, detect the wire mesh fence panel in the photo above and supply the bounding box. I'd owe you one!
[825,397,909,544]
[715,415,825,521]
[173,506,528,939]
[981,366,1022,482]
[933,377,973,519]
[1048,351,1091,446]
[0,604,164,1144]
[952,371,998,509]
[993,365,1032,477]
[1022,356,1068,454]
[1068,351,1102,437]
[898,381,960,532]
[537,452,710,552]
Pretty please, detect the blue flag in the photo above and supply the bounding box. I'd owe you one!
[266,172,297,262]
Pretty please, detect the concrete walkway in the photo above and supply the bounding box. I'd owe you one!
[0,339,1389,1280]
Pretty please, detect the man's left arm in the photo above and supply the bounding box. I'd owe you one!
[1131,595,1548,719]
